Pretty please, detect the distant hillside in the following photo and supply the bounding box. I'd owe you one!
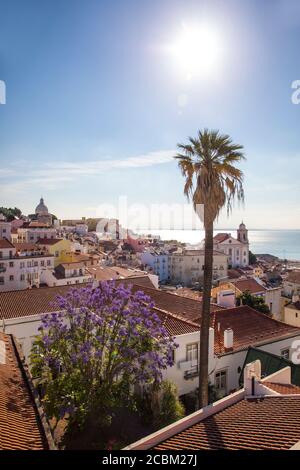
[256,254,280,263]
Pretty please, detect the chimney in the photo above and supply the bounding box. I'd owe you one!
[224,328,233,350]
[244,360,261,396]
[0,340,6,364]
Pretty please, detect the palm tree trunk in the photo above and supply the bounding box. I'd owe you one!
[199,216,213,408]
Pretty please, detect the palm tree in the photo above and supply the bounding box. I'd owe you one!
[175,129,245,408]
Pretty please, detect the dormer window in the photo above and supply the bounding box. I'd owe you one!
[229,239,232,243]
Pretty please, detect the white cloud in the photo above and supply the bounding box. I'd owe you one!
[0,149,175,194]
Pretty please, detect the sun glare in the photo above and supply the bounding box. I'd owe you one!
[171,23,222,78]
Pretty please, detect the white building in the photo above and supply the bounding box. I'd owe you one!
[213,222,249,268]
[170,249,228,286]
[283,271,300,298]
[0,214,12,240]
[0,239,54,292]
[40,262,93,287]
[214,278,282,319]
[140,250,170,282]
[16,224,57,243]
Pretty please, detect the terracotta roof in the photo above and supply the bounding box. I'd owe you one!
[227,269,243,279]
[28,222,50,228]
[87,266,149,282]
[0,284,89,320]
[263,382,300,395]
[59,262,85,269]
[287,271,300,284]
[122,283,222,323]
[0,332,49,449]
[212,306,300,355]
[213,233,230,243]
[234,278,266,294]
[153,396,300,450]
[116,276,156,290]
[155,309,200,336]
[0,280,199,339]
[0,238,15,249]
[13,242,40,251]
[168,288,202,301]
[36,238,63,245]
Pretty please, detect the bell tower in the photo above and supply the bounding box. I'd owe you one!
[237,221,248,244]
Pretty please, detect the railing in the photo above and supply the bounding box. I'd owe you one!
[178,359,198,371]
[178,360,199,380]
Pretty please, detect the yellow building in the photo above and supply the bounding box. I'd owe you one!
[36,238,72,267]
[283,299,300,327]
[211,278,281,319]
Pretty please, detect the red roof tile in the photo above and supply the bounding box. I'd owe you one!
[212,306,300,355]
[234,278,266,294]
[123,283,222,323]
[214,233,230,243]
[263,382,300,395]
[153,397,300,450]
[0,238,15,249]
[0,332,50,449]
[36,238,63,245]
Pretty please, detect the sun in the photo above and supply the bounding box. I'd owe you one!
[171,23,222,78]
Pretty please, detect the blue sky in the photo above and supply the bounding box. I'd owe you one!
[0,0,300,229]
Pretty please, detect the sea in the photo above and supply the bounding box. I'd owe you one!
[136,229,300,261]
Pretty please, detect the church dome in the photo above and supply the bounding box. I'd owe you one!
[35,197,49,215]
[239,221,246,229]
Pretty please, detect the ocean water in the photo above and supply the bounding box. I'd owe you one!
[137,229,300,261]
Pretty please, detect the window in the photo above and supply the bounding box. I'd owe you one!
[269,302,273,313]
[215,370,227,390]
[0,252,2,258]
[9,250,13,258]
[3,228,6,233]
[20,262,25,268]
[47,260,51,266]
[9,275,14,281]
[0,277,4,285]
[281,348,289,360]
[34,261,38,267]
[229,248,232,256]
[186,343,198,362]
[41,260,45,266]
[55,251,59,257]
[20,274,25,281]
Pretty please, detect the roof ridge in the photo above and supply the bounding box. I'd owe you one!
[153,306,200,328]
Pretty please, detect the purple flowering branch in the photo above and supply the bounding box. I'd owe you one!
[31,281,178,424]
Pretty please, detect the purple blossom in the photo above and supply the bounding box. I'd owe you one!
[35,281,177,401]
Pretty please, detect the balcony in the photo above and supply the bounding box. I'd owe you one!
[178,359,198,371]
[178,359,199,380]
[0,266,6,273]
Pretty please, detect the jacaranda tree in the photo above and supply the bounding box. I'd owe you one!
[31,282,177,437]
